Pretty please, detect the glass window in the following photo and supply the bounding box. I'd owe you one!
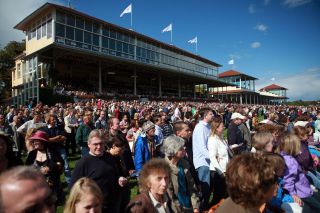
[84,31,92,44]
[110,30,116,39]
[93,23,100,34]
[141,48,146,58]
[17,64,21,78]
[116,32,123,41]
[102,27,109,36]
[41,22,46,37]
[122,43,128,53]
[129,45,134,55]
[102,37,108,48]
[137,40,142,47]
[75,29,83,42]
[66,14,75,26]
[129,36,135,44]
[56,11,65,23]
[92,34,99,46]
[66,26,74,40]
[109,39,115,50]
[28,30,31,40]
[150,51,155,60]
[76,17,84,29]
[136,47,141,56]
[56,23,65,37]
[32,27,36,38]
[123,34,129,43]
[47,19,52,38]
[141,41,146,49]
[116,41,122,51]
[37,25,41,40]
[85,21,92,32]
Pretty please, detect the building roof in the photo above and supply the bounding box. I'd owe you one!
[259,84,287,91]
[218,70,258,80]
[14,2,221,68]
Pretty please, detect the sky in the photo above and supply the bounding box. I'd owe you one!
[1,0,320,101]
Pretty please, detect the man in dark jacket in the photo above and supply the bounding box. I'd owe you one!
[70,130,123,212]
[227,113,245,155]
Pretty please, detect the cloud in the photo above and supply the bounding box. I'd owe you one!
[251,42,261,48]
[255,24,268,32]
[0,0,62,47]
[228,54,241,60]
[264,0,271,5]
[257,67,320,101]
[248,4,256,14]
[283,0,312,8]
[278,67,320,100]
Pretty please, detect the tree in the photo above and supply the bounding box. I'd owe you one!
[0,40,25,99]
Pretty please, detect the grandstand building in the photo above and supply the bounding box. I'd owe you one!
[211,70,288,104]
[11,2,231,105]
[259,84,288,104]
[11,2,288,105]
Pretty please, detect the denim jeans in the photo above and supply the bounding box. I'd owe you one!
[306,170,320,190]
[196,166,211,211]
[59,147,72,184]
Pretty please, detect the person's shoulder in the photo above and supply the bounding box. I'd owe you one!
[75,154,94,166]
[127,193,156,213]
[216,198,244,213]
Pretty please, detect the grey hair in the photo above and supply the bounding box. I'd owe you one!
[161,135,185,157]
[87,129,104,144]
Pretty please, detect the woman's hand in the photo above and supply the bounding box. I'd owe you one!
[118,177,128,187]
[40,166,50,175]
[292,195,303,206]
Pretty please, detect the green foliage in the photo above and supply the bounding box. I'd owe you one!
[287,100,320,106]
[0,40,25,99]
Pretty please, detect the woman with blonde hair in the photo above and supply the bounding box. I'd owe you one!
[279,134,320,212]
[208,116,229,205]
[251,132,274,153]
[64,177,103,213]
[25,127,37,152]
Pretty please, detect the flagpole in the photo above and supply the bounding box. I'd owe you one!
[130,4,133,29]
[196,36,198,54]
[170,24,173,44]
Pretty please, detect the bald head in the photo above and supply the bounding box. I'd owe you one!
[0,166,55,213]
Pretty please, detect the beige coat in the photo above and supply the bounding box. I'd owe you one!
[166,157,200,212]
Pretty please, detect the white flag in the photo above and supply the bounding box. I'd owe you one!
[120,4,132,17]
[162,24,172,33]
[228,59,234,65]
[188,37,197,44]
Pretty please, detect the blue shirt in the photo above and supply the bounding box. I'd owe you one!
[192,120,211,169]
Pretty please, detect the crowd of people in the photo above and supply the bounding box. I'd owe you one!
[0,99,320,213]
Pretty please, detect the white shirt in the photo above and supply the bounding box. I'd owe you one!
[208,135,229,174]
[149,192,170,213]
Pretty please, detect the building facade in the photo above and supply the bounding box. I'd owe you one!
[211,70,288,104]
[12,3,230,105]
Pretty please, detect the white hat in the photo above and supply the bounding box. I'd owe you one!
[231,112,245,120]
[294,121,308,127]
